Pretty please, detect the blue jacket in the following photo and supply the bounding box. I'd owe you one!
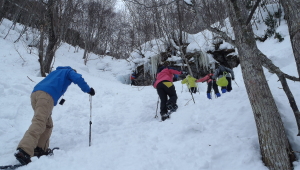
[32,66,90,106]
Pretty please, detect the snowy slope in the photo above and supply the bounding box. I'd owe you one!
[0,18,300,170]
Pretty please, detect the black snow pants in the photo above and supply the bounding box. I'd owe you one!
[156,81,177,114]
[207,80,220,94]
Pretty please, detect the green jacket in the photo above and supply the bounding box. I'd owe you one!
[181,75,197,88]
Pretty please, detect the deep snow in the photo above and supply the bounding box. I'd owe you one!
[0,15,300,170]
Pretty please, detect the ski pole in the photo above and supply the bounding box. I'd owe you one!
[155,96,159,118]
[196,83,200,95]
[190,92,195,104]
[234,80,239,87]
[181,84,183,93]
[89,95,92,147]
[185,99,192,106]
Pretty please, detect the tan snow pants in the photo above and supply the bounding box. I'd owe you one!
[17,91,54,157]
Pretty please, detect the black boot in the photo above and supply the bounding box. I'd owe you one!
[166,102,178,112]
[14,148,31,165]
[160,112,169,121]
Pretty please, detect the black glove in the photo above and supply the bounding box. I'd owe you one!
[232,78,235,80]
[88,88,95,96]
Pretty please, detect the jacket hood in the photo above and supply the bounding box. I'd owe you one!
[56,66,72,70]
[218,65,225,71]
[186,75,193,79]
[157,66,166,73]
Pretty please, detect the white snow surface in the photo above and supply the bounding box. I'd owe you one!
[0,17,300,170]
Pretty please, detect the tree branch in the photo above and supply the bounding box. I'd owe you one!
[123,0,177,8]
[188,0,236,46]
[13,44,25,62]
[258,50,300,82]
[6,0,29,12]
[206,26,236,46]
[27,76,35,82]
[257,49,300,135]
[245,0,262,26]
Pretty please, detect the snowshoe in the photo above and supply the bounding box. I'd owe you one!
[0,164,24,169]
[161,114,169,121]
[34,147,59,158]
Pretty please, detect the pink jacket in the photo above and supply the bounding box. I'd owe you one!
[196,73,214,83]
[153,68,182,88]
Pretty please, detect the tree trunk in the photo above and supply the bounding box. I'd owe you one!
[0,0,7,22]
[83,41,89,65]
[226,0,295,169]
[39,26,45,77]
[176,0,183,45]
[280,0,300,77]
[44,0,58,75]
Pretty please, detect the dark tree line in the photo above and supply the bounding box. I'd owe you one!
[0,0,203,74]
[0,0,135,75]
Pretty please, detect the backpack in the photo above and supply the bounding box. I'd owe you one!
[216,72,228,87]
[217,65,226,76]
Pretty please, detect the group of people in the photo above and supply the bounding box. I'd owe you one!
[12,63,234,165]
[195,64,235,99]
[153,64,235,121]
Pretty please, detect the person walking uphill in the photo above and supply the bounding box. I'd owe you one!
[130,71,137,86]
[153,66,186,121]
[14,66,95,165]
[181,75,197,93]
[212,64,235,93]
[196,73,220,99]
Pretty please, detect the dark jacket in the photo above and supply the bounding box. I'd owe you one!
[212,65,234,79]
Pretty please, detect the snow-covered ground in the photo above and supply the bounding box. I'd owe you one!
[0,17,300,170]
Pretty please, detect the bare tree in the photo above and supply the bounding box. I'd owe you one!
[124,0,198,75]
[0,0,7,22]
[77,0,116,64]
[109,12,133,59]
[40,0,59,76]
[39,0,87,75]
[226,1,295,169]
[188,0,297,169]
[280,0,300,77]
